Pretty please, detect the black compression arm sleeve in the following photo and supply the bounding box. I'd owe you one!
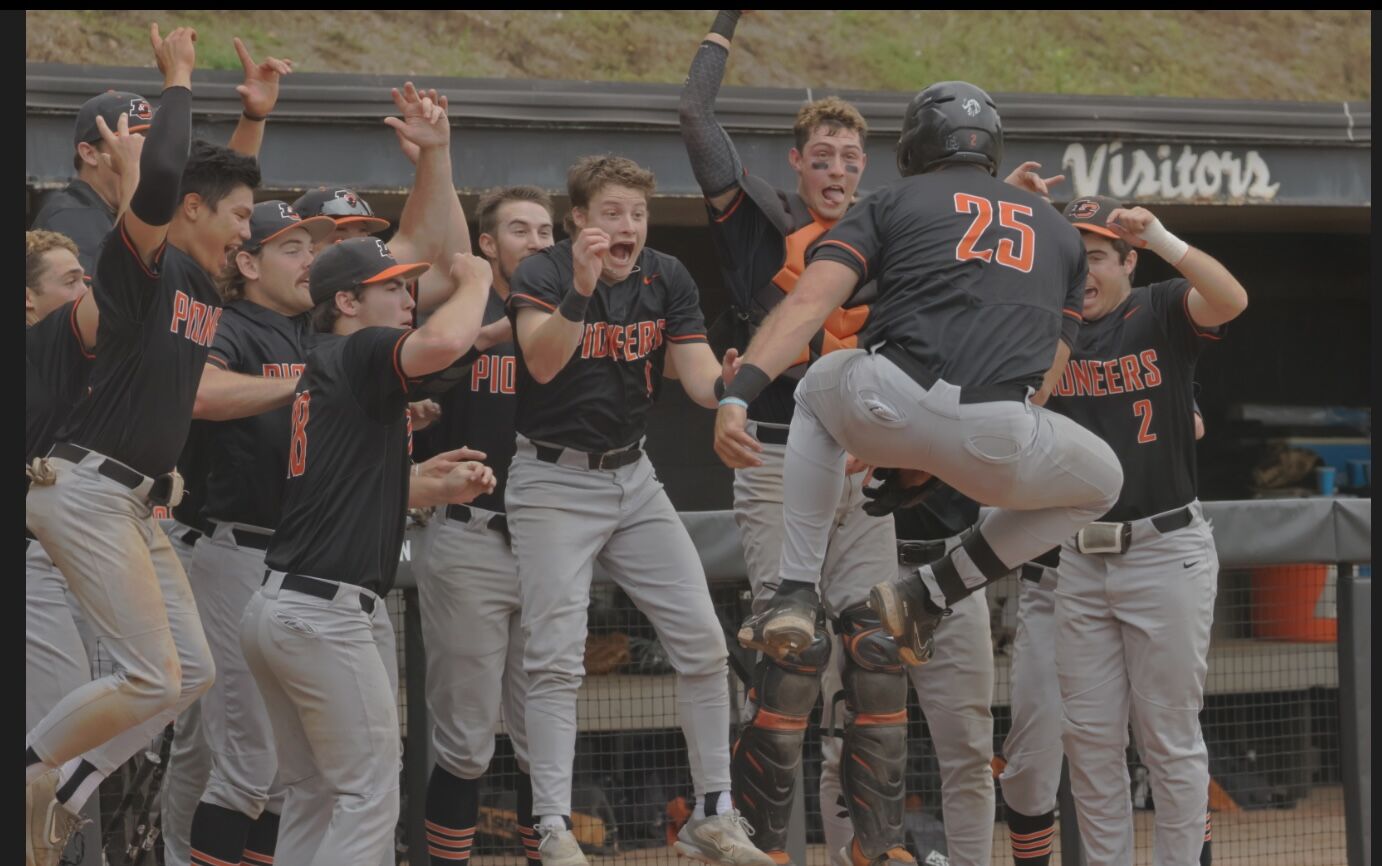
[129,86,193,227]
[679,38,744,199]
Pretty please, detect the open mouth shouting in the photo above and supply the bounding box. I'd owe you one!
[606,241,637,269]
[821,184,847,207]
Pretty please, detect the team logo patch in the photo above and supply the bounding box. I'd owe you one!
[374,238,391,259]
[1070,199,1102,220]
[962,97,981,117]
[128,98,153,121]
[335,189,359,208]
[944,134,959,150]
[277,202,301,222]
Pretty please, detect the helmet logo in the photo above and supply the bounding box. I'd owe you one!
[1070,199,1102,220]
[962,97,981,117]
[969,133,979,146]
[945,134,959,150]
[277,202,301,222]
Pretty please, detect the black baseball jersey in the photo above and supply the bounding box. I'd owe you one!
[26,299,95,463]
[57,224,223,477]
[1046,279,1221,522]
[201,301,311,530]
[811,170,1086,389]
[31,180,115,277]
[704,179,815,424]
[415,290,516,513]
[508,241,708,452]
[266,327,416,594]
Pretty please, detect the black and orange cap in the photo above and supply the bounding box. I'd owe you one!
[74,91,154,147]
[1062,195,1123,239]
[309,237,429,305]
[241,201,337,255]
[292,187,391,234]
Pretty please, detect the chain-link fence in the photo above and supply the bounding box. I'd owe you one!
[388,561,1357,866]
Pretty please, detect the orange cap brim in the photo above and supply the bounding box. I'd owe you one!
[362,261,430,285]
[256,215,338,249]
[333,216,391,234]
[1072,221,1120,240]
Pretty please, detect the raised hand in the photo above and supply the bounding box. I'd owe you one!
[1004,160,1065,200]
[571,228,611,296]
[94,113,146,180]
[233,36,293,119]
[150,23,197,88]
[383,81,450,152]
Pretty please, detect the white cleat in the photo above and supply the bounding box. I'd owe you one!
[536,825,589,866]
[675,810,777,866]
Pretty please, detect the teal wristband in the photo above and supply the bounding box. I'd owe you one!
[719,396,749,410]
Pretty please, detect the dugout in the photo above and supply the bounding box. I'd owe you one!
[25,65,1372,509]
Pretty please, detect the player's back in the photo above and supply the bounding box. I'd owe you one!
[850,168,1086,390]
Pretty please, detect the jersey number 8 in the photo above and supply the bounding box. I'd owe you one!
[953,193,1036,273]
[288,392,311,478]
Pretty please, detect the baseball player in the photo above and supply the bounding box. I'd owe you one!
[1042,196,1245,865]
[30,90,154,275]
[241,238,495,865]
[26,23,263,857]
[25,229,100,866]
[712,81,1123,682]
[679,16,908,866]
[177,201,334,866]
[31,36,288,277]
[505,155,766,866]
[412,185,555,866]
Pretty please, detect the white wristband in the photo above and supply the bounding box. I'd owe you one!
[719,396,749,410]
[1139,218,1190,266]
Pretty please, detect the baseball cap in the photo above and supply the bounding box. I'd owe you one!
[1062,195,1123,239]
[292,187,391,234]
[74,91,154,147]
[309,237,429,305]
[240,201,337,255]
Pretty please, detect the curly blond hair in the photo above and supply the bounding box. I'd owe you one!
[793,96,869,151]
[26,230,81,290]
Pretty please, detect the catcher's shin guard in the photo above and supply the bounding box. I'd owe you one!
[731,625,831,862]
[838,605,911,864]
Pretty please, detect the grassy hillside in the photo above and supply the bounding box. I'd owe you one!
[26,10,1370,101]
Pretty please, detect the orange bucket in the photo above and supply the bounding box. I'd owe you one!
[1251,564,1338,642]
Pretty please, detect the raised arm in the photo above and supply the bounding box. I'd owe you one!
[122,23,197,266]
[513,229,607,384]
[225,36,293,158]
[1106,206,1248,328]
[398,253,492,378]
[384,83,456,278]
[679,10,746,211]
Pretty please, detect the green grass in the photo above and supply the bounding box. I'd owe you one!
[26,10,1371,101]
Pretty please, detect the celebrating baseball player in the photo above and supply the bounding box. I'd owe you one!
[241,237,495,864]
[1041,196,1245,864]
[412,185,555,866]
[26,23,266,860]
[713,80,1123,679]
[505,155,768,866]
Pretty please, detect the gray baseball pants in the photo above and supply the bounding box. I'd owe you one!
[998,572,1064,818]
[242,570,400,866]
[506,438,730,818]
[1057,502,1217,866]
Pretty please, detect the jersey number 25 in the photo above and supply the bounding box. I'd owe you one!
[953,193,1035,273]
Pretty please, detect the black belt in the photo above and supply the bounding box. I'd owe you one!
[231,528,272,551]
[1148,506,1194,534]
[173,527,204,547]
[534,443,642,471]
[49,443,180,506]
[445,504,509,540]
[897,539,949,566]
[752,425,790,446]
[264,570,375,614]
[878,344,1029,405]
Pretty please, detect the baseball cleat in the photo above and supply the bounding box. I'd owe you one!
[737,585,820,659]
[27,768,66,866]
[846,840,916,866]
[536,825,589,866]
[869,569,945,667]
[674,810,777,866]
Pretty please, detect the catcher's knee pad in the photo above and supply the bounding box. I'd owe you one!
[838,605,908,860]
[732,626,831,857]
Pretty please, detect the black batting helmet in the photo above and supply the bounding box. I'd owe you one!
[896,81,1003,178]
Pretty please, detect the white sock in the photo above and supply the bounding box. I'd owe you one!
[57,757,106,813]
[540,814,567,831]
[692,798,706,820]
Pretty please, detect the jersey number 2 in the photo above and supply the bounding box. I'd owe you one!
[288,392,311,477]
[1133,399,1157,444]
[954,193,1035,273]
